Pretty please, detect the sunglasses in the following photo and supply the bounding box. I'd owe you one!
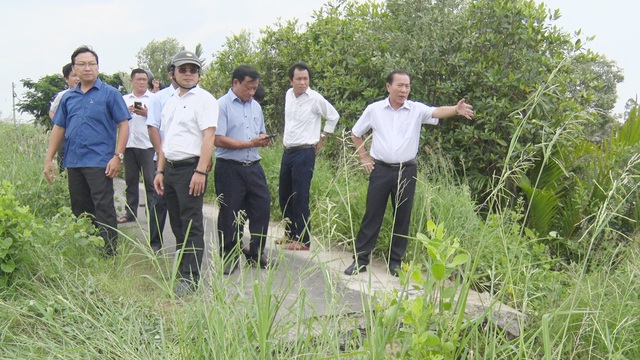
[177,66,200,74]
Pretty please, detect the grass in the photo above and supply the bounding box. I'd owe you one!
[0,121,639,358]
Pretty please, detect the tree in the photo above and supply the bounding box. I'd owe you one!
[17,75,65,128]
[203,0,622,205]
[136,38,184,87]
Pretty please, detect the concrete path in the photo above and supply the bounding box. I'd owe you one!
[113,178,521,337]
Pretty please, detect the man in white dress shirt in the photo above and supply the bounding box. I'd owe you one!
[119,68,155,223]
[279,62,340,251]
[153,51,218,296]
[344,70,474,277]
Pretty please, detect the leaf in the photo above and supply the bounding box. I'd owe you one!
[441,286,457,299]
[411,296,423,318]
[448,253,470,267]
[431,263,446,280]
[425,331,441,347]
[1,259,16,273]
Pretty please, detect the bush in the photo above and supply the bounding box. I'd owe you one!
[0,181,39,287]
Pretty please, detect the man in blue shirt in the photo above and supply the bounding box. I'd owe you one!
[44,46,130,257]
[215,65,274,275]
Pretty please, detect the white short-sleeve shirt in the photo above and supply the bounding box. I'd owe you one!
[123,90,154,149]
[161,86,219,161]
[352,98,439,163]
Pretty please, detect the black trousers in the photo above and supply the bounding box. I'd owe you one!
[164,160,206,282]
[123,147,155,219]
[353,162,417,266]
[278,147,315,245]
[215,159,270,261]
[67,167,118,254]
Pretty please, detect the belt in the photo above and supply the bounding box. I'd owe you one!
[375,159,417,168]
[217,158,261,167]
[166,157,199,168]
[284,144,315,153]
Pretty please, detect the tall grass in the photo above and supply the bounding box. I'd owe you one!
[1,121,639,358]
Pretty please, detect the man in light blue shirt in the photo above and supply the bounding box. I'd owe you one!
[145,63,177,252]
[214,65,274,275]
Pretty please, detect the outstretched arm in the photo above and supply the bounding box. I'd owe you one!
[432,98,474,120]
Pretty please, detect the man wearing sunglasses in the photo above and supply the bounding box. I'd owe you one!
[153,51,218,296]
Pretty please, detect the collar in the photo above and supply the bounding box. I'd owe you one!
[384,97,411,110]
[73,77,103,93]
[228,88,253,104]
[128,89,153,99]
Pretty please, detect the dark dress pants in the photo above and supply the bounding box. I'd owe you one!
[67,167,118,255]
[123,147,155,219]
[164,162,206,282]
[215,160,271,261]
[278,148,315,245]
[353,163,417,266]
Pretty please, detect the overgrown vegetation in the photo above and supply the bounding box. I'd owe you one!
[5,0,639,358]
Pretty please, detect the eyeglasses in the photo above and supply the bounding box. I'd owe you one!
[177,66,199,74]
[74,62,98,68]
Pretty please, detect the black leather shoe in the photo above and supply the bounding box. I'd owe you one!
[344,261,367,275]
[389,262,401,277]
[223,257,239,275]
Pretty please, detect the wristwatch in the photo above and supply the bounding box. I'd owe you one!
[114,152,124,161]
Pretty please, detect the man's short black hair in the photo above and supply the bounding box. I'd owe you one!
[62,63,73,79]
[288,62,311,81]
[386,70,411,85]
[130,68,148,79]
[71,46,99,65]
[232,65,260,84]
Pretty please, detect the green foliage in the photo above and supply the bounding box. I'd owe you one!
[519,106,640,262]
[17,74,65,128]
[202,0,622,207]
[0,123,69,217]
[136,37,185,87]
[364,222,470,358]
[200,30,257,98]
[98,72,128,94]
[0,182,36,286]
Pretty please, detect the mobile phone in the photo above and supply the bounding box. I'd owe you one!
[134,101,142,109]
[265,133,278,139]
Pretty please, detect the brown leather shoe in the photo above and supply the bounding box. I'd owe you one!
[283,242,310,251]
[117,216,134,224]
[275,236,295,245]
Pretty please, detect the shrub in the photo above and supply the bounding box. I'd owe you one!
[0,181,38,287]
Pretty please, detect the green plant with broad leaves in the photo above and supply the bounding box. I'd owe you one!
[366,221,470,359]
[0,181,35,286]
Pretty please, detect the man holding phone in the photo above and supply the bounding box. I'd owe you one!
[278,62,340,251]
[118,68,155,224]
[215,65,274,275]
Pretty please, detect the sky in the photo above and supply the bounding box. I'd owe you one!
[0,0,637,122]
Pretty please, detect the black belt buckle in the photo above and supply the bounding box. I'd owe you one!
[375,159,416,168]
[285,144,315,153]
[241,161,254,167]
[166,157,199,168]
